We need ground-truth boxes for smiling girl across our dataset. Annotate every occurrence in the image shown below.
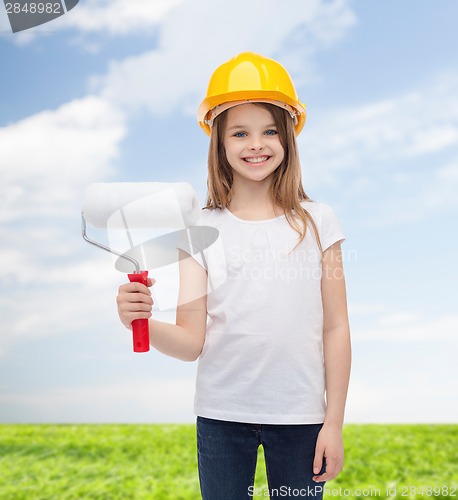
[117,52,351,499]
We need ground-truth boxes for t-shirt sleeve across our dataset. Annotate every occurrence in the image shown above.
[319,202,346,252]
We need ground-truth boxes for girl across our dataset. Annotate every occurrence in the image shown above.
[117,52,351,499]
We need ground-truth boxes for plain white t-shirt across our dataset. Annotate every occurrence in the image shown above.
[179,200,346,424]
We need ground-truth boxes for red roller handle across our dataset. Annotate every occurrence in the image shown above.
[127,271,150,353]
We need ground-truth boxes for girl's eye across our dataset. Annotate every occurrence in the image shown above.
[233,131,247,138]
[265,129,277,136]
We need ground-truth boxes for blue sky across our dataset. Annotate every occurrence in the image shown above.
[0,0,457,424]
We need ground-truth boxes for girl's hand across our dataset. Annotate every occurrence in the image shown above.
[312,423,344,482]
[116,277,156,330]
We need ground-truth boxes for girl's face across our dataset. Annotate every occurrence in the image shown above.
[223,104,285,186]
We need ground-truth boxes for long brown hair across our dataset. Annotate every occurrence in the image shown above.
[203,102,322,254]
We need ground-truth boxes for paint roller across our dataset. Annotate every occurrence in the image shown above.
[81,182,204,353]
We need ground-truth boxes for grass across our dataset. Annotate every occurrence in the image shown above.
[0,424,456,499]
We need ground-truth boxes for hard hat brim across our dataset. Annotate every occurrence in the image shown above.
[198,91,306,136]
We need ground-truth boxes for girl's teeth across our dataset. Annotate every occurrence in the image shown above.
[245,156,268,163]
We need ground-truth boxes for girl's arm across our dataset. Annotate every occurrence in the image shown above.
[116,249,207,362]
[313,240,352,482]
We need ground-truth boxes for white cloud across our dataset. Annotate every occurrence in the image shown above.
[404,124,458,156]
[437,161,458,181]
[0,95,126,222]
[300,71,458,184]
[378,312,420,327]
[4,0,355,57]
[0,377,196,423]
[340,154,458,227]
[346,378,458,423]
[4,0,187,46]
[423,158,458,210]
[0,95,128,355]
[0,261,119,356]
[299,70,458,227]
[345,314,458,423]
[351,312,458,342]
[91,0,356,116]
[64,0,187,35]
[348,302,390,316]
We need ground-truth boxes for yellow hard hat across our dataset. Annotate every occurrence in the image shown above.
[197,52,306,136]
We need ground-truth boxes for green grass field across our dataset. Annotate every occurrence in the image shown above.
[0,424,456,499]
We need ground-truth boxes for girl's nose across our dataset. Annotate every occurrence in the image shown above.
[249,135,265,151]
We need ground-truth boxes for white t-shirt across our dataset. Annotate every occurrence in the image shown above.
[180,200,346,424]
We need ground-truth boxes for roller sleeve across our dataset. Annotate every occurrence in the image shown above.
[82,182,200,228]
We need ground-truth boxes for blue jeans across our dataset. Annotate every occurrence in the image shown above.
[196,416,326,499]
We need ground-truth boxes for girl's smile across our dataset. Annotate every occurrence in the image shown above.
[243,155,271,165]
